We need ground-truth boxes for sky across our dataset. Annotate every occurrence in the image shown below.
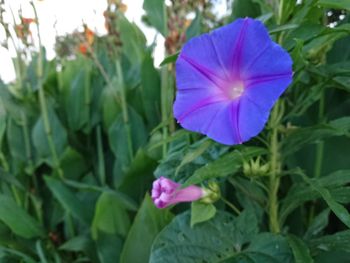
[0,0,227,83]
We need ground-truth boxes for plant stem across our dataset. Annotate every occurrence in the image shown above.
[96,125,106,185]
[268,101,282,233]
[221,196,241,215]
[116,61,133,162]
[31,2,63,177]
[161,67,169,157]
[309,93,325,223]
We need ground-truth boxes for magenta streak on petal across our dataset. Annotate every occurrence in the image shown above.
[230,18,249,78]
[245,72,292,87]
[180,54,227,91]
[177,96,227,123]
[231,101,242,144]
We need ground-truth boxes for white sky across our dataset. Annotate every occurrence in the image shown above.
[0,0,227,83]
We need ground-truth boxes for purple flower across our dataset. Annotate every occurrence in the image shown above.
[151,177,204,209]
[174,18,293,145]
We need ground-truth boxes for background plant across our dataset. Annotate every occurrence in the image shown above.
[0,0,349,262]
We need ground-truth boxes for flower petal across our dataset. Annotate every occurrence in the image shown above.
[244,76,293,112]
[237,96,270,142]
[179,32,229,82]
[241,42,293,81]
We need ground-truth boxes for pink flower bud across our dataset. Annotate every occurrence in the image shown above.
[151,177,204,209]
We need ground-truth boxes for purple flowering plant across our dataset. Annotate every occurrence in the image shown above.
[0,1,349,262]
[174,17,293,145]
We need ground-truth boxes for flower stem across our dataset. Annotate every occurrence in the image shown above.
[161,67,169,157]
[31,2,63,178]
[116,61,133,162]
[268,101,282,233]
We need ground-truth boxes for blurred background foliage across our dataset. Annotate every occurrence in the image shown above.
[0,0,349,262]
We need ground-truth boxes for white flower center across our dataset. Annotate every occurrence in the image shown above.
[227,81,244,100]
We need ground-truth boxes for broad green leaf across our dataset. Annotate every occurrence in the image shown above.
[310,230,350,254]
[59,235,90,252]
[32,103,67,164]
[117,149,158,201]
[0,246,37,263]
[6,118,27,163]
[191,202,216,227]
[269,24,299,34]
[91,191,131,239]
[184,146,267,186]
[120,194,173,263]
[281,170,350,224]
[287,234,314,263]
[305,209,330,239]
[95,232,123,263]
[0,195,44,238]
[159,52,179,66]
[143,0,167,36]
[299,172,350,228]
[282,117,350,156]
[317,0,350,11]
[108,106,148,171]
[154,138,229,183]
[119,14,147,64]
[141,53,161,129]
[59,147,87,181]
[65,67,91,131]
[150,210,291,263]
[175,139,212,177]
[45,176,91,225]
[231,0,261,20]
[186,11,202,40]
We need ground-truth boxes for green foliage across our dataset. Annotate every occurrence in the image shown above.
[0,0,349,261]
[150,210,293,263]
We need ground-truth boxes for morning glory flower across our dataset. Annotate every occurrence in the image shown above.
[173,18,293,145]
[152,177,204,209]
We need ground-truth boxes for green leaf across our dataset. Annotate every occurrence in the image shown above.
[231,0,261,19]
[59,235,90,252]
[120,194,173,263]
[154,138,229,183]
[45,176,91,225]
[309,230,350,254]
[143,0,167,36]
[287,234,314,263]
[175,139,212,177]
[317,0,350,11]
[186,11,202,40]
[299,172,350,228]
[280,170,350,224]
[32,103,67,164]
[304,209,330,239]
[0,194,44,238]
[191,202,216,227]
[184,146,267,186]
[65,67,91,131]
[282,117,350,156]
[150,210,291,263]
[159,52,179,66]
[95,232,123,263]
[108,106,148,171]
[91,191,131,239]
[141,53,161,128]
[269,24,299,34]
[119,14,147,64]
